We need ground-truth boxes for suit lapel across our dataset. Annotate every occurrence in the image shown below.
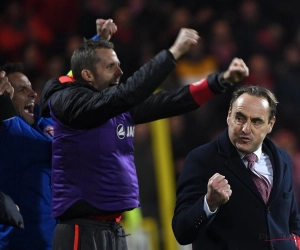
[218,130,265,202]
[263,138,288,204]
[218,130,289,204]
[225,157,264,202]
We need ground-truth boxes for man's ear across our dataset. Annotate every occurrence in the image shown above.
[268,116,276,133]
[227,108,232,125]
[81,69,94,82]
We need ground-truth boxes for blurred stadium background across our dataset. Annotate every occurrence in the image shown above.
[1,0,300,249]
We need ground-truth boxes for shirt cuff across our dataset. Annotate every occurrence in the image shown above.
[203,195,218,217]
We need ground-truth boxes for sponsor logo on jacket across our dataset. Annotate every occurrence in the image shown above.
[117,124,135,139]
[44,125,54,138]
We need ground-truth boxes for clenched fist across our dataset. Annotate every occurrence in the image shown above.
[169,28,200,60]
[223,58,249,84]
[0,71,14,99]
[96,19,117,41]
[206,173,232,211]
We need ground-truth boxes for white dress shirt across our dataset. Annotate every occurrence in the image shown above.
[238,146,273,186]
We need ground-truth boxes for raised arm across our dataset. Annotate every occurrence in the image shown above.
[130,57,249,124]
[41,27,201,129]
[0,71,18,122]
[93,18,117,41]
[169,28,199,60]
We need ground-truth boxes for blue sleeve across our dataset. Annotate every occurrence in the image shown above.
[91,35,102,41]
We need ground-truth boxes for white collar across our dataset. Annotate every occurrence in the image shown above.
[237,146,262,161]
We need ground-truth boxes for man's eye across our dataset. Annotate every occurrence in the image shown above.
[235,116,245,124]
[254,120,262,126]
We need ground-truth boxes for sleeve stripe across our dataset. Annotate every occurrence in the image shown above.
[189,79,215,105]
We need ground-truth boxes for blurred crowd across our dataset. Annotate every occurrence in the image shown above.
[1,0,300,224]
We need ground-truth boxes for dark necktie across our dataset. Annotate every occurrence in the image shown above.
[244,153,271,203]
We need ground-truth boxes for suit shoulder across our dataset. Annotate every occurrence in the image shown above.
[264,137,292,163]
[277,147,292,163]
[187,140,218,159]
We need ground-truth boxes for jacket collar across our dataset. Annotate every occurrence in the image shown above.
[217,128,288,204]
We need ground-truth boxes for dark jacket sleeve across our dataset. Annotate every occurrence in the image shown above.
[0,192,24,229]
[284,150,300,236]
[130,72,228,124]
[172,147,216,245]
[47,50,176,129]
[130,85,199,124]
[0,95,18,122]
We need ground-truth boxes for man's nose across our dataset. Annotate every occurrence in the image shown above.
[115,66,123,76]
[29,89,37,98]
[242,120,251,133]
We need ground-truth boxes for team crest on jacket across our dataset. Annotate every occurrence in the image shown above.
[117,124,135,139]
[44,125,54,138]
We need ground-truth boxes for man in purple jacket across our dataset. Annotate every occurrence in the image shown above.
[40,27,249,250]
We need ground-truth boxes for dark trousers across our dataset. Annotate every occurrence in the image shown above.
[52,218,128,250]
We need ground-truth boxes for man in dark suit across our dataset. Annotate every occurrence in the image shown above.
[172,85,300,250]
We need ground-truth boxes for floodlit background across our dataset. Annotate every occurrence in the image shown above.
[1,0,300,249]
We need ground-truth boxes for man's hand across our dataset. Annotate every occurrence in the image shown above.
[206,173,232,211]
[96,19,117,41]
[169,28,200,60]
[223,58,249,84]
[0,71,14,99]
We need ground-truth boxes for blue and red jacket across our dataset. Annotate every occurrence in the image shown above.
[0,104,56,250]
